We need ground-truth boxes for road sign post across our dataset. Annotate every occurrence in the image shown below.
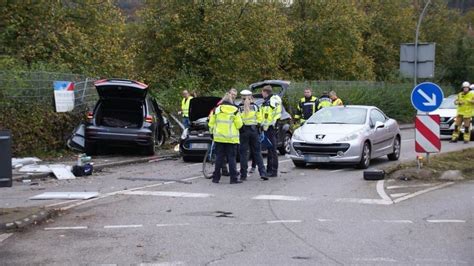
[411,82,444,162]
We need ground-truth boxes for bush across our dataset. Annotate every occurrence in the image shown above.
[286,82,455,123]
[0,100,83,157]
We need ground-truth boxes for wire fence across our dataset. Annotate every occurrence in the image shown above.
[0,70,98,112]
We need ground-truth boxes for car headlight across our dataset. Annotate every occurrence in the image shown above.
[337,130,363,142]
[181,128,188,140]
[292,131,304,142]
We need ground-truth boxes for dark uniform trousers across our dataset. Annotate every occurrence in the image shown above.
[239,126,267,178]
[266,126,278,176]
[213,143,239,182]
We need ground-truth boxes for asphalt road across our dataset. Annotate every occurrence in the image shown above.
[1,129,473,265]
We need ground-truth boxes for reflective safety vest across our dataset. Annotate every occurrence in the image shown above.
[260,94,282,131]
[456,91,474,117]
[318,96,332,109]
[239,103,262,126]
[208,103,243,144]
[294,96,318,121]
[181,96,193,117]
[332,97,343,106]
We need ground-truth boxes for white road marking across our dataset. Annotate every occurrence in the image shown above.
[44,226,88,230]
[317,218,332,222]
[139,262,184,266]
[376,180,393,202]
[122,191,212,198]
[372,219,413,224]
[354,257,397,262]
[390,193,410,198]
[156,223,190,227]
[329,169,345,173]
[253,195,306,201]
[387,183,436,190]
[59,159,289,211]
[393,182,454,203]
[104,224,143,229]
[336,198,393,205]
[266,220,302,224]
[0,233,13,243]
[426,219,466,223]
[402,138,414,142]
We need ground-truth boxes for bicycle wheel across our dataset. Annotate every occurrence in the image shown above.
[202,146,216,179]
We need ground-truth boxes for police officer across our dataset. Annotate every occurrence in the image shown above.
[318,91,332,109]
[208,92,243,184]
[450,81,474,144]
[238,90,268,181]
[180,90,193,128]
[294,88,318,125]
[260,85,281,177]
[329,90,343,106]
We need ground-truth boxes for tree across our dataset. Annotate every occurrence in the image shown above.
[288,0,375,81]
[135,1,293,92]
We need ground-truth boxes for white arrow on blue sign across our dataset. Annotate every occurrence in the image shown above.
[410,82,444,113]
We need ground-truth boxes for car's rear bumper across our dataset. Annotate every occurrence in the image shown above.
[85,126,153,146]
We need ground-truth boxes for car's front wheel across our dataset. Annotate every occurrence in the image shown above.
[356,142,371,169]
[278,133,292,155]
[387,136,401,161]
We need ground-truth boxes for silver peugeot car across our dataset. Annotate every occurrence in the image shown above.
[289,106,401,169]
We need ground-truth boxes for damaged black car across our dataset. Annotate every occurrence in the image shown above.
[82,79,170,155]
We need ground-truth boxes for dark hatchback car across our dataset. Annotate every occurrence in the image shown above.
[179,80,293,161]
[85,79,170,155]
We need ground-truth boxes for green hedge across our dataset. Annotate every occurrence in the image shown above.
[0,100,83,157]
[286,82,456,123]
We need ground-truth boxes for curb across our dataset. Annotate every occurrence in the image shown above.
[0,209,58,233]
[400,123,414,130]
[13,153,180,182]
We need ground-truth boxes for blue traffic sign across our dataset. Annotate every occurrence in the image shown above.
[411,82,444,112]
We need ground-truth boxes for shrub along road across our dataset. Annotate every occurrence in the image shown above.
[0,128,473,265]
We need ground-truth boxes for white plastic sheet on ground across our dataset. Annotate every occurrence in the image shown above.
[30,192,99,200]
[11,157,42,169]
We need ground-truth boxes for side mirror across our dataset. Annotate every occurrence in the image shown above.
[375,121,385,129]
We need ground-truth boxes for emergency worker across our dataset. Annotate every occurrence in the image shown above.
[238,90,268,181]
[180,90,193,128]
[329,91,343,106]
[294,88,318,125]
[208,92,243,184]
[260,85,281,177]
[451,81,474,143]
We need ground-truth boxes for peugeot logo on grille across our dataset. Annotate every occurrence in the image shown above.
[315,134,325,140]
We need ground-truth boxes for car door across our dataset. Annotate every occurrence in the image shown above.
[369,109,392,157]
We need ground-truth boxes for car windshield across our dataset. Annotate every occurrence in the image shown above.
[306,107,367,125]
[439,97,456,109]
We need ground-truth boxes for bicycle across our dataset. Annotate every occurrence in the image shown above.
[202,141,216,179]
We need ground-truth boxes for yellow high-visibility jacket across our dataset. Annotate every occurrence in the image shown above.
[332,98,343,106]
[238,103,262,126]
[456,91,474,117]
[181,96,193,117]
[260,94,282,131]
[208,103,243,144]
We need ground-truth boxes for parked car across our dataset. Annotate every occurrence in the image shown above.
[429,94,474,140]
[84,79,170,155]
[179,80,293,161]
[179,96,222,162]
[289,105,401,169]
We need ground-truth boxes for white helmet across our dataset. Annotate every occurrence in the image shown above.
[240,89,252,96]
[470,84,474,90]
[462,81,470,88]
